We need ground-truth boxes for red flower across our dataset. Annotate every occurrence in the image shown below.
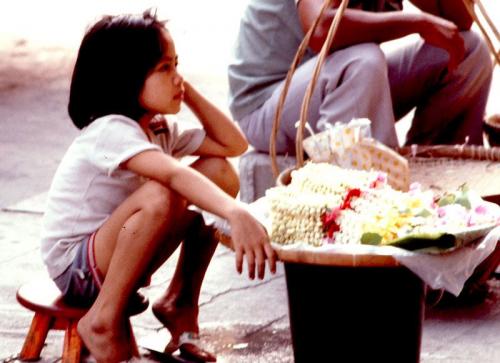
[321,207,341,238]
[341,188,361,209]
[321,188,362,240]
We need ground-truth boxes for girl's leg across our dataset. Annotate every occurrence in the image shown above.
[152,157,238,359]
[77,180,189,363]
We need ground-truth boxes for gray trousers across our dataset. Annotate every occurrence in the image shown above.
[239,31,492,154]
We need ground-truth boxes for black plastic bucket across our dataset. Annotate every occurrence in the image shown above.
[284,263,425,363]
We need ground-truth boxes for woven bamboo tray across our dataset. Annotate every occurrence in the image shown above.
[277,144,500,200]
[398,145,500,200]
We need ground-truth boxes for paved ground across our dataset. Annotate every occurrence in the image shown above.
[1,1,500,362]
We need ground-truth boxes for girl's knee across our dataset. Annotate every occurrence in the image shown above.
[141,181,185,220]
[192,157,239,197]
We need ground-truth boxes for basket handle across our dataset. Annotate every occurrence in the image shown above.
[462,0,500,65]
[269,0,349,177]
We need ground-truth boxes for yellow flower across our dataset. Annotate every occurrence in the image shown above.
[408,197,423,210]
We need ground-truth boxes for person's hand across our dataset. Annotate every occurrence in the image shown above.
[418,13,465,72]
[228,206,277,280]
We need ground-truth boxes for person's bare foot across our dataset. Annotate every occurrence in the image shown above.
[152,300,199,340]
[152,300,217,361]
[77,311,134,363]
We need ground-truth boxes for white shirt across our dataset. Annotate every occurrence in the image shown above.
[41,114,205,278]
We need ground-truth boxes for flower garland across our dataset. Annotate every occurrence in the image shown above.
[267,163,500,248]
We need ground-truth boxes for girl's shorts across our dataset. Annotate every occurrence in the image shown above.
[53,232,104,307]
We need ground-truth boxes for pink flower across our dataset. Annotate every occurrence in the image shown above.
[369,173,386,188]
[475,205,488,215]
[438,204,468,223]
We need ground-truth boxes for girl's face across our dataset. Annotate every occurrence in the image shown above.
[139,30,184,115]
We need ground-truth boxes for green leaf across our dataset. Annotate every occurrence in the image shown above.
[455,195,471,209]
[415,208,432,217]
[361,232,383,245]
[388,233,456,251]
[437,194,456,207]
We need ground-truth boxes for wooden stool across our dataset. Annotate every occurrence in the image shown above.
[16,278,146,363]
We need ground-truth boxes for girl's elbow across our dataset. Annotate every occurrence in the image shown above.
[238,137,249,154]
[228,141,248,157]
[237,141,249,155]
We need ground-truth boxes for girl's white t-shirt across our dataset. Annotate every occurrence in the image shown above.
[41,114,205,279]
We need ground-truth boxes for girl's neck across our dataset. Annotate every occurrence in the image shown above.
[139,114,155,142]
[139,114,154,130]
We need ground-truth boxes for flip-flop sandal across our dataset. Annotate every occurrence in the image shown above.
[177,332,217,362]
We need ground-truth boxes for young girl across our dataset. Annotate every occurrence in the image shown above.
[40,9,276,363]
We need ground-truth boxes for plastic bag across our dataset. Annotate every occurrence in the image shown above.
[302,118,410,191]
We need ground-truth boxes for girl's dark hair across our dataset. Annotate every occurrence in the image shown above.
[68,9,167,129]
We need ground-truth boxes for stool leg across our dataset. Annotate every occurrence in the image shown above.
[62,320,82,363]
[20,312,53,361]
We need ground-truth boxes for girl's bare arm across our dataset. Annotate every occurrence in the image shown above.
[183,81,248,157]
[123,149,277,279]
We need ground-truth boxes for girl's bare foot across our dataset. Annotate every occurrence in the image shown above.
[152,301,217,361]
[77,311,134,363]
[152,300,199,340]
